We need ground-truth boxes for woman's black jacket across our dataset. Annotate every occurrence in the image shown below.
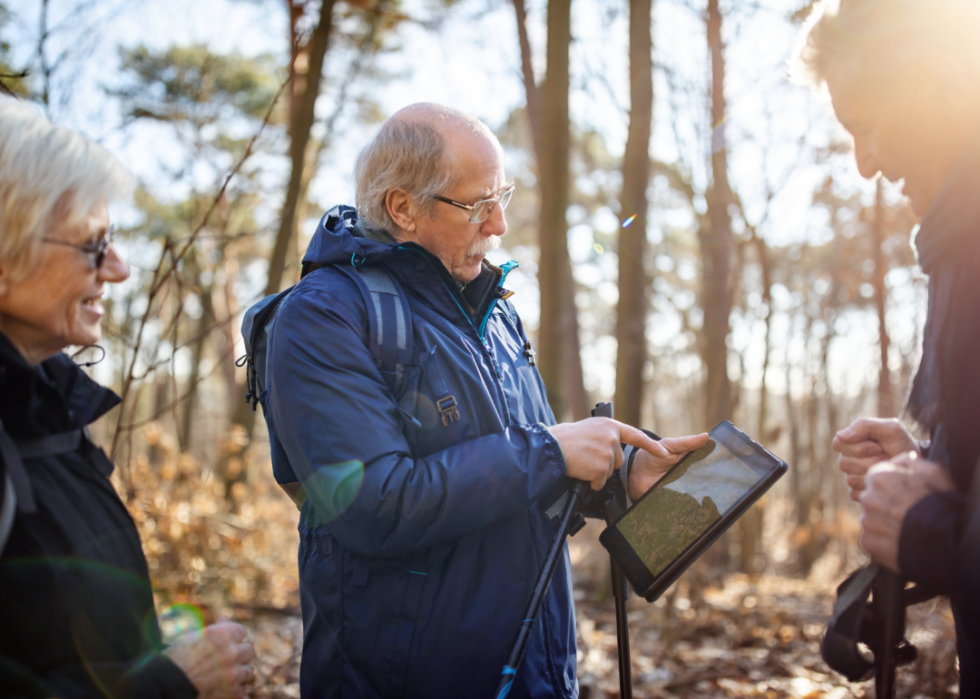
[0,334,196,698]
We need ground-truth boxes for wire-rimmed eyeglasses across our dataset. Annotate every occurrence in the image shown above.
[43,224,115,269]
[432,185,515,224]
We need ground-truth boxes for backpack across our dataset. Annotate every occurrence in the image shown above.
[240,262,420,416]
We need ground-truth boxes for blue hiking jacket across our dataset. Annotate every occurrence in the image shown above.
[264,208,579,698]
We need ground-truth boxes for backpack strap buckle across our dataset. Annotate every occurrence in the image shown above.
[437,395,460,426]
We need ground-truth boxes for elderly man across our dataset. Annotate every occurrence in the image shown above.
[794,0,980,693]
[263,103,707,698]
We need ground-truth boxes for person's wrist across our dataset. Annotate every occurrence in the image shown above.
[626,448,643,501]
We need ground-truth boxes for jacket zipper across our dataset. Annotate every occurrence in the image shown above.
[399,247,516,392]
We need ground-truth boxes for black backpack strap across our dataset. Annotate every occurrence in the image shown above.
[16,429,83,459]
[0,428,35,516]
[0,469,16,557]
[0,426,85,556]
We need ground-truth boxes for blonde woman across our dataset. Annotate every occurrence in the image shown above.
[0,98,255,699]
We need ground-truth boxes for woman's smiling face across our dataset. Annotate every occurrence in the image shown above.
[0,201,129,364]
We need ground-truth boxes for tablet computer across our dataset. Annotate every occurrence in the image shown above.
[599,421,787,602]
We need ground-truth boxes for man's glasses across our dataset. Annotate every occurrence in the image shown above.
[43,224,115,269]
[432,185,515,224]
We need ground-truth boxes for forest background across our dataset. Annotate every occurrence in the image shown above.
[1,0,959,696]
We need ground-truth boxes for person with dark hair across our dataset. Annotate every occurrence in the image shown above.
[792,0,980,692]
[0,97,256,699]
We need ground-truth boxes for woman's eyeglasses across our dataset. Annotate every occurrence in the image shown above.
[43,225,115,269]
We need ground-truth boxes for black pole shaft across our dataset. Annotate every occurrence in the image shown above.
[875,569,904,699]
[494,479,589,699]
[590,401,633,698]
[612,560,633,699]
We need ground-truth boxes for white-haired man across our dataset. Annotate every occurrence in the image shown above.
[794,0,980,693]
[263,103,707,698]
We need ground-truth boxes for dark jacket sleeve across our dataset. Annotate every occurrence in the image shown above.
[266,283,568,559]
[4,651,197,699]
[899,489,975,597]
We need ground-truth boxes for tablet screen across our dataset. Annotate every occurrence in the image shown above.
[614,425,778,579]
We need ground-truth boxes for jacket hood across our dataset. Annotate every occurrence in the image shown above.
[302,205,398,270]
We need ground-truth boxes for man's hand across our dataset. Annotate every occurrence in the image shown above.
[164,619,256,699]
[858,453,954,572]
[832,418,918,501]
[627,433,711,501]
[547,418,667,490]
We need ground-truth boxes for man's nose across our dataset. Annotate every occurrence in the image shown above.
[481,202,507,237]
[854,137,881,180]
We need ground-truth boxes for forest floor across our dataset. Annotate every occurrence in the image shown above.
[232,519,959,699]
[134,433,960,699]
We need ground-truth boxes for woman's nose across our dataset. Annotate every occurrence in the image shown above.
[98,243,130,283]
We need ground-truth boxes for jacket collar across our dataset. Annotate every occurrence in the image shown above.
[0,332,121,439]
[304,205,516,331]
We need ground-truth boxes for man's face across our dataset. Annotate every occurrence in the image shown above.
[407,130,509,282]
[826,62,966,216]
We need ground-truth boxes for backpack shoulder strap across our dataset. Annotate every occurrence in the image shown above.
[334,264,418,397]
[0,422,86,557]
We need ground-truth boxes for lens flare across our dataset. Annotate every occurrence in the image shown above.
[158,603,206,642]
[302,461,366,523]
[622,215,637,228]
[594,243,604,254]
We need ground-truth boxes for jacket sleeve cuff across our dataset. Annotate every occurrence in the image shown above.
[132,653,198,699]
[898,490,968,592]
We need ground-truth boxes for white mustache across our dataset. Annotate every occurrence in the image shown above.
[467,235,502,257]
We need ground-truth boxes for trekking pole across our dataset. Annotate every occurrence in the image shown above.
[874,569,905,699]
[591,402,633,699]
[493,402,614,699]
[493,478,590,699]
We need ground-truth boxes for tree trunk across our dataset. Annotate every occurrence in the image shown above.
[526,0,575,421]
[753,231,773,438]
[872,178,893,416]
[264,0,335,296]
[614,0,654,429]
[512,0,541,159]
[700,0,734,429]
[181,279,214,452]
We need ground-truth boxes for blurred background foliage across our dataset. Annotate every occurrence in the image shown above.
[0,0,954,695]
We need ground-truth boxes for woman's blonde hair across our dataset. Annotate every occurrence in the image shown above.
[0,98,132,280]
[790,0,980,90]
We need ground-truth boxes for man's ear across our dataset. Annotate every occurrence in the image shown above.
[386,188,417,236]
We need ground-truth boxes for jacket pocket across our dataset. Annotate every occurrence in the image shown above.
[383,564,428,698]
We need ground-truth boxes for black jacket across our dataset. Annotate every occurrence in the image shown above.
[0,333,196,698]
[900,136,980,694]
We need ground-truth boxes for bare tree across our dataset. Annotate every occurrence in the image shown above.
[512,0,588,420]
[871,177,894,416]
[614,0,655,428]
[264,0,335,297]
[700,0,735,428]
